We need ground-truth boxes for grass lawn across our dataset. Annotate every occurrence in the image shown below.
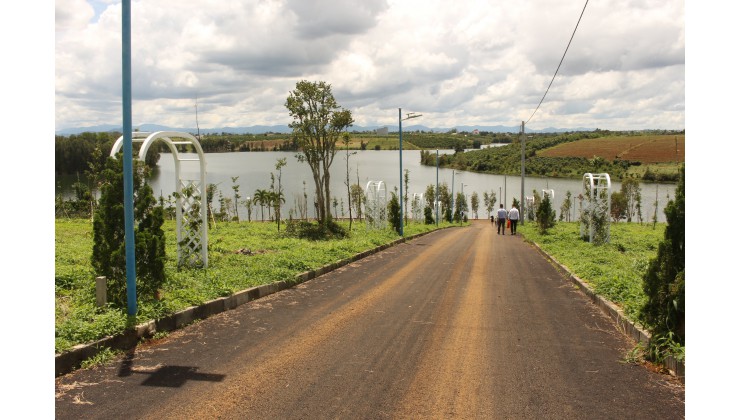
[55,218,459,353]
[518,221,665,324]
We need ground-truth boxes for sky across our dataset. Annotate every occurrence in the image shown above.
[54,0,686,132]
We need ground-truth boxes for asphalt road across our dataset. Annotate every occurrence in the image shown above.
[55,221,684,419]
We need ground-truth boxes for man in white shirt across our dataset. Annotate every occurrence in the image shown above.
[496,204,508,235]
[508,205,520,235]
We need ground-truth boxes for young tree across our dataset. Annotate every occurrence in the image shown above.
[92,156,166,307]
[559,191,573,222]
[536,193,556,233]
[454,192,467,223]
[641,166,685,353]
[286,80,354,225]
[610,191,628,222]
[350,183,364,220]
[470,191,480,219]
[486,190,497,219]
[439,183,452,222]
[424,183,436,214]
[243,197,254,222]
[206,183,217,227]
[231,176,241,222]
[274,158,287,231]
[620,177,641,222]
[387,191,402,235]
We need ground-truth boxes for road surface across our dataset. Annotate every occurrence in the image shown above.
[56,221,684,419]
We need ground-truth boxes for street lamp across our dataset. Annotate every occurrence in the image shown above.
[399,108,421,236]
[436,149,439,226]
[461,183,468,224]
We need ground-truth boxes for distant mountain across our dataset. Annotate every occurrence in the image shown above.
[55,123,595,136]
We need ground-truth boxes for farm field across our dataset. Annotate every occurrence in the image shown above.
[538,135,685,164]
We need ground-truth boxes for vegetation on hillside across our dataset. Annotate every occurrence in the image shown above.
[422,130,684,182]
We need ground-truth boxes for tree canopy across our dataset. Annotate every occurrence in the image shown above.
[286,80,354,224]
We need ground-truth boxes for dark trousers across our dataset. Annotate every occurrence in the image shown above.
[510,219,518,234]
[497,219,506,234]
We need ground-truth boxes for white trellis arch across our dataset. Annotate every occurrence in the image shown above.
[111,131,208,267]
[581,173,611,244]
[411,193,424,222]
[364,180,387,230]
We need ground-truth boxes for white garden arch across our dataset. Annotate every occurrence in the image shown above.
[364,180,387,230]
[411,193,424,222]
[581,173,611,244]
[111,131,208,267]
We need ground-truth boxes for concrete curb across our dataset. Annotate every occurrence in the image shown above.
[528,241,685,383]
[55,227,452,377]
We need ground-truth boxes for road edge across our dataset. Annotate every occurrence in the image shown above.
[55,226,457,377]
[528,240,685,383]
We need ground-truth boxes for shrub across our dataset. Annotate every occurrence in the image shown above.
[640,166,684,356]
[424,206,435,224]
[536,193,556,234]
[92,156,166,307]
[387,192,402,235]
[284,220,348,240]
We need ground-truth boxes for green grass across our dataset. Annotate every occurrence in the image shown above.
[518,221,665,323]
[55,218,460,353]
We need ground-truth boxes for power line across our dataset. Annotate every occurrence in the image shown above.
[525,0,590,125]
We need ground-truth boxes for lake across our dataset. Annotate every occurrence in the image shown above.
[56,149,676,222]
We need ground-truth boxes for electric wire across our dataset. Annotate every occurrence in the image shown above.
[525,0,590,126]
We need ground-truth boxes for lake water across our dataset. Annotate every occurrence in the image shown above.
[56,149,676,222]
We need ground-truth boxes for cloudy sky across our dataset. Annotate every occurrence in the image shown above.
[55,0,685,132]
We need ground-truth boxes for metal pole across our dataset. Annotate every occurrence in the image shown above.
[398,108,403,236]
[461,183,465,224]
[520,121,525,225]
[452,170,455,219]
[436,149,439,226]
[122,0,137,316]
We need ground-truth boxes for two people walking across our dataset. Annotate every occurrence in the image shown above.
[496,204,519,235]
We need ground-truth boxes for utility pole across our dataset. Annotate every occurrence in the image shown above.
[520,121,526,225]
[436,149,439,226]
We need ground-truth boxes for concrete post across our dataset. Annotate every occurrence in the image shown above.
[96,276,107,307]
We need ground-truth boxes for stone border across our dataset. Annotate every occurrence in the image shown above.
[55,227,449,377]
[529,241,685,383]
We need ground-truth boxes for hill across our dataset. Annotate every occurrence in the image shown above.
[538,135,685,164]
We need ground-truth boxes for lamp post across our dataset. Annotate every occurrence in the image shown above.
[452,170,458,216]
[398,108,421,236]
[122,0,137,316]
[461,183,467,224]
[436,149,439,226]
[520,121,526,225]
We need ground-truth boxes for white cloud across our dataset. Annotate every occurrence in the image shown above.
[55,0,685,131]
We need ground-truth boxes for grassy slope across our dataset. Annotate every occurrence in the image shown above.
[518,221,665,323]
[55,218,459,353]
